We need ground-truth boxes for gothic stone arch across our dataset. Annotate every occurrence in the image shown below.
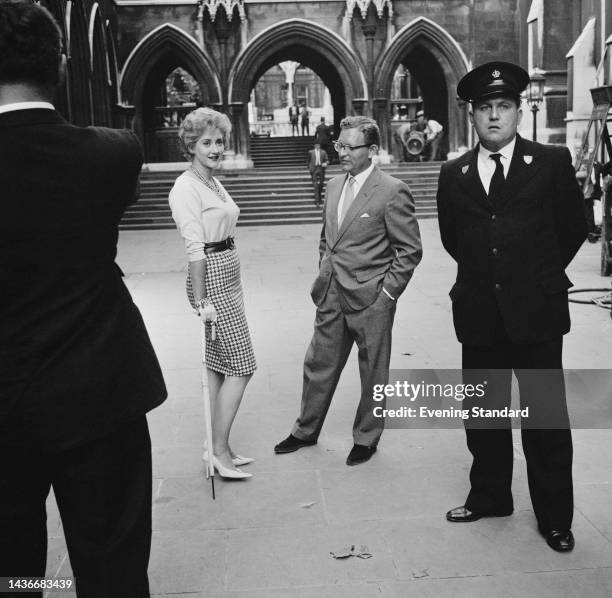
[228,19,367,157]
[375,17,470,155]
[120,24,222,159]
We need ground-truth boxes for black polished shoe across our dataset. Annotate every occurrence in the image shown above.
[541,529,575,552]
[346,444,377,466]
[274,434,316,454]
[446,505,513,522]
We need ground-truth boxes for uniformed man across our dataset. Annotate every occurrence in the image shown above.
[437,61,587,552]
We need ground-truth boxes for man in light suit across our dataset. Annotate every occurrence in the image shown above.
[0,3,166,595]
[437,62,587,552]
[307,142,329,207]
[275,116,422,465]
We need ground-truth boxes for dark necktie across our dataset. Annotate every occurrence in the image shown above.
[488,153,505,200]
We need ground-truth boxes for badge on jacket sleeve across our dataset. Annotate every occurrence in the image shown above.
[523,155,533,165]
[461,165,469,175]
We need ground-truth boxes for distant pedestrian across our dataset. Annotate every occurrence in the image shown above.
[301,104,311,136]
[289,102,300,136]
[169,107,256,481]
[307,142,328,207]
[315,116,334,159]
[0,2,167,595]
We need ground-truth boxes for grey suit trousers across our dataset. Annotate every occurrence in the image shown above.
[292,277,396,446]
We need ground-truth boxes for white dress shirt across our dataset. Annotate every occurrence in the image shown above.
[426,118,443,140]
[477,136,516,195]
[0,101,54,115]
[337,162,374,223]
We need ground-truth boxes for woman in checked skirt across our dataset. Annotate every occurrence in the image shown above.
[169,107,256,479]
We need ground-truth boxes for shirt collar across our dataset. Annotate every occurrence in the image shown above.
[479,136,516,162]
[0,101,55,115]
[349,162,375,186]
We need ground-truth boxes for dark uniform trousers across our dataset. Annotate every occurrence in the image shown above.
[0,417,152,598]
[462,312,573,533]
[292,277,396,447]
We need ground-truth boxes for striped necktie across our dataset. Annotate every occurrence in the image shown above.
[339,176,356,225]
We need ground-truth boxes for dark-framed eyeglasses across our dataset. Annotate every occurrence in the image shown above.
[333,141,372,152]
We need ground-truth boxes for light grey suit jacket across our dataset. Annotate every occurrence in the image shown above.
[311,165,422,311]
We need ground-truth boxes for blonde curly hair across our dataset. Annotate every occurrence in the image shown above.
[178,107,232,160]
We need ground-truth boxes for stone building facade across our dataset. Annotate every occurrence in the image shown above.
[40,0,611,164]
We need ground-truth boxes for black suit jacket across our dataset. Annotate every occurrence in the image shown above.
[0,109,167,452]
[436,135,587,345]
[315,124,331,145]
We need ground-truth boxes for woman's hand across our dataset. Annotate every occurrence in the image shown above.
[199,301,217,323]
[196,299,218,340]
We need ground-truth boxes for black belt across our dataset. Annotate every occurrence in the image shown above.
[204,237,235,254]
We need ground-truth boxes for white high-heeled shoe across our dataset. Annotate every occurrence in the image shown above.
[202,442,255,467]
[202,449,254,467]
[205,454,252,479]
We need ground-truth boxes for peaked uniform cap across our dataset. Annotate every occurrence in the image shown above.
[457,61,529,103]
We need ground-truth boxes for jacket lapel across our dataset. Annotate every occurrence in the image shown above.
[456,146,491,211]
[495,135,543,207]
[334,166,380,245]
[327,176,343,241]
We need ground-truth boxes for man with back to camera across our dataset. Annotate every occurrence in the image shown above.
[275,116,422,465]
[0,2,167,595]
[436,61,587,552]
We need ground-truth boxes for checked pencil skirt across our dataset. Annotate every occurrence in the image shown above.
[186,247,256,376]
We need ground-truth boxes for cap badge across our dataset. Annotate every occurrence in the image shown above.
[492,69,501,79]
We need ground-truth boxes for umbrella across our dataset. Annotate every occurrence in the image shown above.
[200,319,216,499]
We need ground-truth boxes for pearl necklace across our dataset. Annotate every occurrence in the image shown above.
[190,166,226,202]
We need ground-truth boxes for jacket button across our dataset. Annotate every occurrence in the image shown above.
[492,248,498,256]
[495,283,501,290]
[491,214,496,221]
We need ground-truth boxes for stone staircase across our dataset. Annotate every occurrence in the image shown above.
[121,162,441,230]
[249,135,315,167]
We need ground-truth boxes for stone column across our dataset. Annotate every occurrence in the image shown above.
[279,61,299,108]
[228,102,253,168]
[214,11,231,109]
[361,5,378,117]
[373,97,390,158]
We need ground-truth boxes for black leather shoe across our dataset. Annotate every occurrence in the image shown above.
[446,505,513,522]
[274,434,316,454]
[346,444,377,466]
[541,529,575,552]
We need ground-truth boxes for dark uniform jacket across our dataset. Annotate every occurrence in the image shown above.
[436,135,587,345]
[0,109,167,452]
